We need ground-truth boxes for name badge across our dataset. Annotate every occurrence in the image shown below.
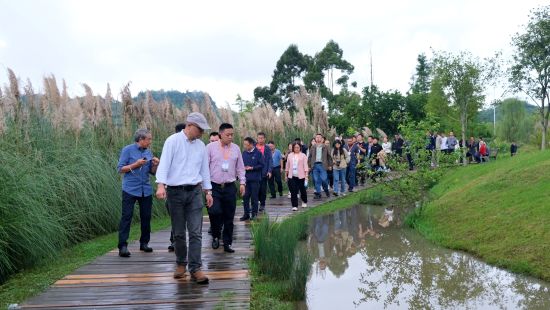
[221,161,229,172]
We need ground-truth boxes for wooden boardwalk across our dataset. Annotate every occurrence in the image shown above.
[21,186,364,309]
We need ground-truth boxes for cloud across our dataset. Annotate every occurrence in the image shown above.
[0,0,548,107]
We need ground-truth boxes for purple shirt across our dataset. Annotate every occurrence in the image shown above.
[206,140,246,185]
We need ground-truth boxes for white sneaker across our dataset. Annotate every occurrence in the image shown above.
[287,192,291,198]
[302,203,307,208]
[292,207,298,211]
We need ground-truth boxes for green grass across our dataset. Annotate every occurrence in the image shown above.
[0,216,171,309]
[251,190,372,309]
[410,150,550,281]
[0,118,169,284]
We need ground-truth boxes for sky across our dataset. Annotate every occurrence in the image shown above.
[0,0,547,109]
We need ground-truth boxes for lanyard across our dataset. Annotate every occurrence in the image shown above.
[220,143,230,160]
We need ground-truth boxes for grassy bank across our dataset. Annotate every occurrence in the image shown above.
[0,216,171,309]
[251,190,380,309]
[409,150,550,281]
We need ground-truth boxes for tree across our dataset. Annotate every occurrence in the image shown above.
[510,5,550,150]
[312,40,355,95]
[431,51,495,165]
[410,53,431,95]
[361,85,407,135]
[254,44,308,111]
[497,98,532,142]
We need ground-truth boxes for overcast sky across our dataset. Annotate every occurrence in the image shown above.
[0,0,546,109]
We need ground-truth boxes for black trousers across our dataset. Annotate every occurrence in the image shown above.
[118,191,152,249]
[288,177,307,208]
[268,167,283,197]
[165,201,174,244]
[243,181,260,216]
[259,176,268,207]
[209,183,237,246]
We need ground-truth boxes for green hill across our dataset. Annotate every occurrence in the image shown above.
[412,151,550,281]
[134,90,219,112]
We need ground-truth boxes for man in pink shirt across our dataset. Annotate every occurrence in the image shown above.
[206,123,246,253]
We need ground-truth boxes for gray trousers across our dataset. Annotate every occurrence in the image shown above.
[167,185,204,273]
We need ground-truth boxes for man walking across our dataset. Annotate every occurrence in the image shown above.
[206,123,246,253]
[116,128,159,257]
[268,141,284,198]
[255,132,272,212]
[240,137,264,221]
[156,112,213,284]
[308,133,333,199]
[167,123,186,252]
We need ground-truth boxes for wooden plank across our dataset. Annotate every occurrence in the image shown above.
[21,184,367,309]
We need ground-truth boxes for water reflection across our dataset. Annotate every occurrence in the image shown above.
[302,205,550,310]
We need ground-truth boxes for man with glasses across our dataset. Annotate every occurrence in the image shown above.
[156,112,213,284]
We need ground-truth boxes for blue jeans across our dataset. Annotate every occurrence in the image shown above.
[313,163,329,194]
[347,165,356,191]
[333,168,347,194]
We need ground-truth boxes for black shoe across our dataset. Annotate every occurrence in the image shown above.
[119,245,131,257]
[259,207,265,212]
[212,237,220,249]
[279,193,283,197]
[239,215,250,221]
[168,244,175,252]
[140,244,153,253]
[270,196,276,199]
[348,189,354,193]
[224,244,235,253]
[325,191,330,198]
[314,193,321,199]
[333,192,339,197]
[208,227,212,235]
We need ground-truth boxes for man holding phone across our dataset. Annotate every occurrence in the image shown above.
[116,128,159,257]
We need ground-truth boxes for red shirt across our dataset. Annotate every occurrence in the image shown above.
[257,144,265,155]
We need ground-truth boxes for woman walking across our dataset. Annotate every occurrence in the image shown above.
[332,140,349,196]
[285,142,309,211]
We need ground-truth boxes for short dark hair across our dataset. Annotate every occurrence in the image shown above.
[315,133,323,137]
[219,123,233,132]
[291,142,301,151]
[356,133,363,138]
[267,140,275,145]
[244,137,256,145]
[294,137,301,142]
[368,135,374,139]
[175,123,186,133]
[257,132,266,137]
[209,132,219,138]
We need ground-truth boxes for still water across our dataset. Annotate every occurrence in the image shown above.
[298,205,550,310]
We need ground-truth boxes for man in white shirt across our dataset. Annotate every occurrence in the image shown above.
[156,112,214,284]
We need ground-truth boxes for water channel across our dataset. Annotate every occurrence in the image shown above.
[297,205,550,310]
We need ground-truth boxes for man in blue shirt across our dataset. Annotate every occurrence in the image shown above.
[116,128,159,258]
[267,141,283,198]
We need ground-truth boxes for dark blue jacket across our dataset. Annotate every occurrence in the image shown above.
[256,144,273,177]
[242,148,264,182]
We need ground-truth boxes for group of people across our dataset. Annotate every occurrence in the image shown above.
[114,112,412,285]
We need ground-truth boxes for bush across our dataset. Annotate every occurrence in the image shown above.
[359,189,384,205]
[251,216,311,301]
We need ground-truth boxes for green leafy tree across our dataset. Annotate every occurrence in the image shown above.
[361,85,407,135]
[254,44,309,111]
[431,50,496,165]
[497,98,533,142]
[328,89,362,134]
[510,5,550,149]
